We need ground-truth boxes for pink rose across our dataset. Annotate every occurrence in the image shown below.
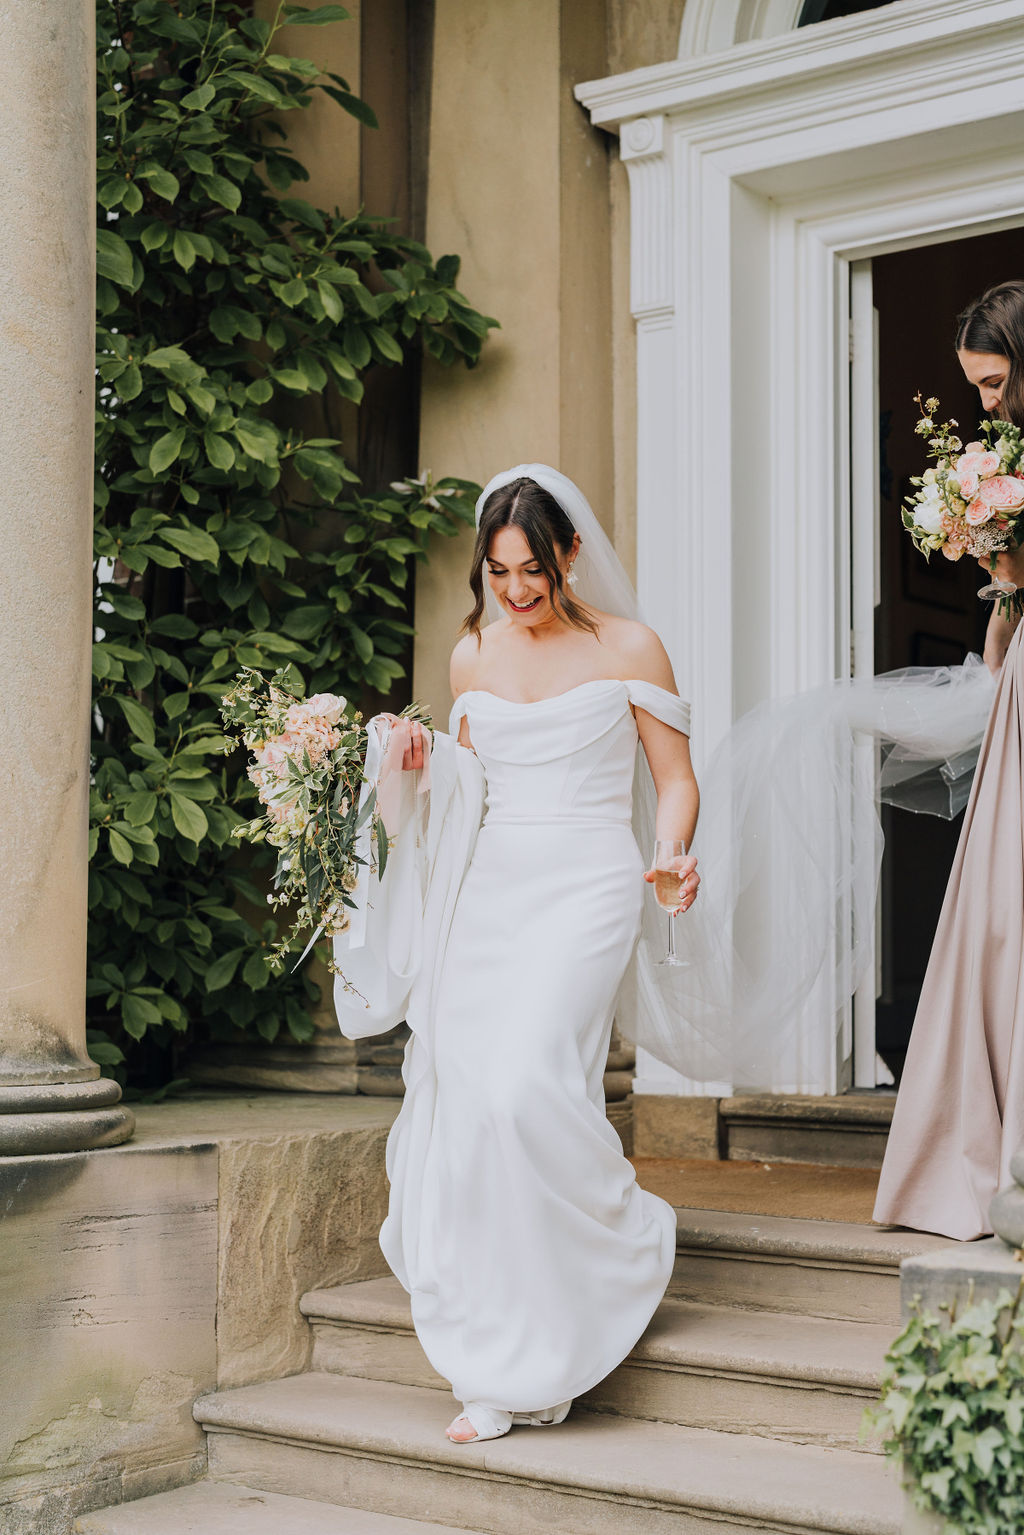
[303,692,346,725]
[957,469,979,500]
[255,739,289,771]
[284,696,345,733]
[965,496,994,526]
[956,450,1001,480]
[940,541,965,560]
[964,441,985,455]
[977,474,1024,510]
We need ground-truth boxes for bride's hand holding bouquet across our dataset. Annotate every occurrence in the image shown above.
[220,667,430,971]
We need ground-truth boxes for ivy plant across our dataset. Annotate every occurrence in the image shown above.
[90,0,495,1086]
[866,1284,1024,1534]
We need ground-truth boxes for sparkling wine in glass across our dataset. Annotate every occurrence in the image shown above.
[653,839,690,969]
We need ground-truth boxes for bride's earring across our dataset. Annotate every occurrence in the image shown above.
[567,564,579,590]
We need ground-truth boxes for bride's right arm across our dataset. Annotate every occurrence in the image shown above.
[450,634,477,753]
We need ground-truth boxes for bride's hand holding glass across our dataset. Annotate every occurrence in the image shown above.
[644,845,699,968]
[643,850,699,911]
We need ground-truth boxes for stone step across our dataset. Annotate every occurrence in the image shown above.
[195,1373,901,1535]
[720,1094,895,1168]
[301,1275,890,1452]
[74,1480,483,1533]
[670,1206,949,1325]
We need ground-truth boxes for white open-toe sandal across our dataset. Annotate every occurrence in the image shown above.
[446,1403,513,1442]
[512,1399,572,1427]
[446,1398,573,1443]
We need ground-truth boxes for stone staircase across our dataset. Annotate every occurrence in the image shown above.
[76,1206,949,1535]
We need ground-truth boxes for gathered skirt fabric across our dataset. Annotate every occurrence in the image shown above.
[874,623,1024,1241]
[381,816,677,1413]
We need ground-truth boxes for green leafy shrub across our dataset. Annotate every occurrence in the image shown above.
[867,1284,1024,1534]
[90,0,495,1086]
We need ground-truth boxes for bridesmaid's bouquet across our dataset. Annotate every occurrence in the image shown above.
[221,667,428,969]
[904,396,1024,613]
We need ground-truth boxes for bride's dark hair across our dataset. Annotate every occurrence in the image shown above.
[956,279,1024,429]
[462,477,598,640]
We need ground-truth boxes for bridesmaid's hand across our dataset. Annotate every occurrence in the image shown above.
[643,854,700,913]
[978,547,1024,588]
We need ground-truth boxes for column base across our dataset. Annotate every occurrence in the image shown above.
[990,1184,1024,1250]
[0,1078,135,1154]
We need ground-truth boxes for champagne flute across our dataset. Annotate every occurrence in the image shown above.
[977,541,1019,601]
[653,839,691,969]
[977,573,1017,601]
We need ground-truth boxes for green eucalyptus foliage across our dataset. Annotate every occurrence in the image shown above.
[866,1284,1024,1534]
[90,0,495,1085]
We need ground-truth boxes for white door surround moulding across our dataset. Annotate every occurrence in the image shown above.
[577,1,1024,1093]
[577,0,1024,127]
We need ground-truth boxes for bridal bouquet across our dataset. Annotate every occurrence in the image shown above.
[904,395,1024,613]
[221,667,428,971]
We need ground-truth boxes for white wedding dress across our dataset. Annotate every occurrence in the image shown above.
[335,676,688,1431]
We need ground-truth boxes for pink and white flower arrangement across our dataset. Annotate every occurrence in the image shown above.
[904,397,1024,600]
[220,667,429,970]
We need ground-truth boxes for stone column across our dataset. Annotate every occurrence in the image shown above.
[0,0,133,1153]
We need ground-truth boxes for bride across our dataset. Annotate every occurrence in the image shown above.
[334,464,700,1444]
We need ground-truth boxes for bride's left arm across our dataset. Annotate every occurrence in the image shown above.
[622,626,700,908]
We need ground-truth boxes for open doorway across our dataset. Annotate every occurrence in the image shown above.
[869,227,1024,1082]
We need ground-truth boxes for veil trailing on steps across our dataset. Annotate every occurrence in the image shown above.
[475,466,996,1088]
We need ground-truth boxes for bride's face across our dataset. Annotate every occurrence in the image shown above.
[486,525,571,626]
[958,348,1010,416]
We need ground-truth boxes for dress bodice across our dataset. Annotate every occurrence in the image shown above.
[449,679,690,827]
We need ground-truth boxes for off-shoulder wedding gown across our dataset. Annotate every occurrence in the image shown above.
[335,677,688,1437]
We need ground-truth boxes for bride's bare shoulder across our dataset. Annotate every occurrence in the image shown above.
[598,614,677,691]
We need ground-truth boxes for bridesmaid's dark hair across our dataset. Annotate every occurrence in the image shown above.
[462,477,598,639]
[956,279,1024,429]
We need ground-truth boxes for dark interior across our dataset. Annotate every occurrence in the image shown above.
[872,228,1024,1080]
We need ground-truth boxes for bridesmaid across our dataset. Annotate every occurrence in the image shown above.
[874,279,1024,1240]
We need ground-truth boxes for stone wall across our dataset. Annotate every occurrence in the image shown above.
[0,1146,216,1534]
[0,1095,397,1535]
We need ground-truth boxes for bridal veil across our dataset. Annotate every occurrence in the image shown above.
[473,466,995,1089]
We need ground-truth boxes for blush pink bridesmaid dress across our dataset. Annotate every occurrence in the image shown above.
[874,621,1024,1241]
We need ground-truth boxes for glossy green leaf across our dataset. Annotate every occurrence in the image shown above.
[114,694,156,746]
[149,428,186,474]
[138,165,180,202]
[108,827,133,865]
[283,4,350,24]
[96,228,135,288]
[203,946,246,992]
[199,173,242,213]
[182,81,216,110]
[169,793,209,842]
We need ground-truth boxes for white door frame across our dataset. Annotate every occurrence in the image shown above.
[577,0,1024,1094]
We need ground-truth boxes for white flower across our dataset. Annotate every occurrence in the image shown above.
[914,487,945,536]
